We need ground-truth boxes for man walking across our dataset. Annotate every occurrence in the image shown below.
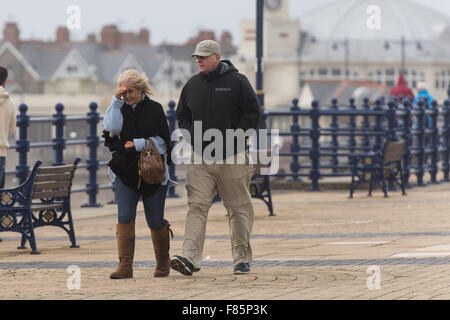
[171,40,261,275]
[0,66,17,243]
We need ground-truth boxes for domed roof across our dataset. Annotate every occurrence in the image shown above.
[300,0,450,42]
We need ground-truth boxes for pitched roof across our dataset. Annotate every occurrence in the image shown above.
[0,41,41,80]
[1,39,195,85]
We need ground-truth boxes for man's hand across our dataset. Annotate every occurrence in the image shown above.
[124,141,135,149]
[115,86,128,100]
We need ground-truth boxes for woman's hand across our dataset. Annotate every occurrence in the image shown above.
[115,86,128,100]
[124,141,135,149]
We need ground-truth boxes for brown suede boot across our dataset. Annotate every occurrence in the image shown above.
[110,221,135,279]
[151,220,174,277]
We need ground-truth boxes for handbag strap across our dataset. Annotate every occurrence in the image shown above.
[148,138,159,153]
[144,138,151,150]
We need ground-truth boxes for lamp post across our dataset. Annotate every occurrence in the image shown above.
[384,34,422,75]
[256,0,264,110]
[332,38,350,79]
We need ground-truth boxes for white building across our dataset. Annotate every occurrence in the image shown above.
[235,0,450,109]
[235,0,300,109]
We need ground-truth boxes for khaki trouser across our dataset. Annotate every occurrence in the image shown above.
[182,152,255,268]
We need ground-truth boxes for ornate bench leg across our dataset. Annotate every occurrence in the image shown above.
[67,209,80,248]
[350,171,355,198]
[16,213,40,254]
[265,177,275,216]
[18,231,39,254]
[381,172,389,198]
[18,234,27,249]
[29,231,40,255]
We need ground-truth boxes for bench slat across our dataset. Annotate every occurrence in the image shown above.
[35,173,72,182]
[33,181,71,191]
[32,189,69,199]
[38,165,75,175]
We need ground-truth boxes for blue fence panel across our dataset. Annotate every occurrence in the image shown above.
[5,84,450,205]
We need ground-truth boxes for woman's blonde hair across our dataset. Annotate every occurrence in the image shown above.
[118,69,152,95]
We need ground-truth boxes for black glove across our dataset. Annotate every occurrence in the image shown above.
[103,130,120,152]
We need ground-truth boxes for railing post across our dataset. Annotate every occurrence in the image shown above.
[442,99,450,182]
[16,104,30,185]
[387,100,398,190]
[52,103,66,166]
[373,99,384,152]
[82,102,102,207]
[308,99,322,191]
[330,98,339,173]
[416,100,426,186]
[347,98,357,154]
[387,100,397,140]
[290,98,301,181]
[361,97,371,149]
[166,100,179,198]
[429,100,439,184]
[402,99,412,187]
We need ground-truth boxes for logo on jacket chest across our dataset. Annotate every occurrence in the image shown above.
[214,87,232,92]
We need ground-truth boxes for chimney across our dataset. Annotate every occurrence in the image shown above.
[185,30,216,46]
[220,31,234,56]
[3,22,20,48]
[56,26,70,43]
[101,25,121,49]
[87,33,96,43]
[138,28,150,46]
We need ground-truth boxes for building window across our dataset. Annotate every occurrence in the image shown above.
[318,68,328,76]
[332,68,341,76]
[67,65,78,73]
[435,70,450,90]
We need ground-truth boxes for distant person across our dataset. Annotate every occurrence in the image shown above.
[414,81,435,128]
[0,66,16,243]
[171,40,261,275]
[0,66,16,188]
[103,69,174,278]
[390,74,415,102]
[414,81,435,107]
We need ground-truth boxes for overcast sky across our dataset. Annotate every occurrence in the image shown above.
[1,0,449,45]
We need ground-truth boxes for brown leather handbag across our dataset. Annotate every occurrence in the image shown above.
[137,138,166,188]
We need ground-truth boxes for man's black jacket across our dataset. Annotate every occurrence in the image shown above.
[176,60,261,157]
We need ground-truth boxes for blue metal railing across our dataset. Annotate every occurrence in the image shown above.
[262,89,450,191]
[6,84,450,206]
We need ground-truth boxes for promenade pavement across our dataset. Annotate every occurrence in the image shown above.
[2,179,450,300]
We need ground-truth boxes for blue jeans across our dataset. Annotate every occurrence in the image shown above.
[114,177,168,230]
[0,157,5,189]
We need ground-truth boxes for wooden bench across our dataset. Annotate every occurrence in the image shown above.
[349,139,406,198]
[249,150,275,216]
[0,158,81,254]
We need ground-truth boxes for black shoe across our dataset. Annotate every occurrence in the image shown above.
[234,262,250,274]
[170,255,194,276]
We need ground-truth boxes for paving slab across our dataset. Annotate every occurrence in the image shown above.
[2,181,450,300]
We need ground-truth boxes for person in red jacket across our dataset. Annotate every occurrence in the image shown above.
[390,74,415,102]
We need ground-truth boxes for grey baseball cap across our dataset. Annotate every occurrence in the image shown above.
[192,40,221,57]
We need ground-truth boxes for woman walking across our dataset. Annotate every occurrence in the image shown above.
[103,69,174,278]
